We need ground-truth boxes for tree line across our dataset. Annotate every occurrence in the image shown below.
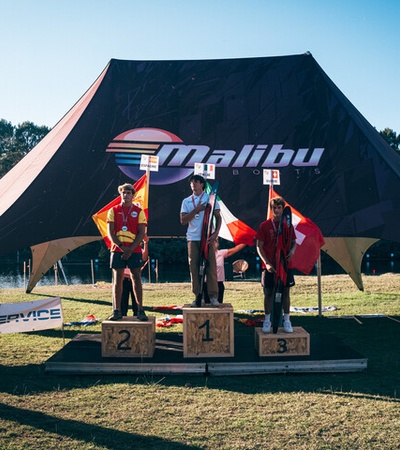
[0,119,51,177]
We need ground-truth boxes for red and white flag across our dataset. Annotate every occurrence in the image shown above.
[268,186,325,274]
[205,183,257,246]
[218,198,257,246]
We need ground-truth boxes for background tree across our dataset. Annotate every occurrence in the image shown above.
[0,119,50,178]
[0,120,14,175]
[379,127,400,154]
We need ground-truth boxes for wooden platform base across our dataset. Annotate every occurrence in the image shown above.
[45,332,368,376]
[255,327,310,357]
[102,316,155,358]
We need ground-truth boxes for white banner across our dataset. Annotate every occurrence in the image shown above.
[140,154,159,172]
[194,162,216,179]
[0,297,63,334]
[263,169,280,185]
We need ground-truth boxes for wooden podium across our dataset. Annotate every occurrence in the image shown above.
[102,316,155,358]
[182,303,234,358]
[255,327,310,357]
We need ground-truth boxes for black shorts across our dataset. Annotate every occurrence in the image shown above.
[110,252,143,270]
[261,269,295,289]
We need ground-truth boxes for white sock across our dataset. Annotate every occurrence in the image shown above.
[283,314,290,321]
[264,314,271,322]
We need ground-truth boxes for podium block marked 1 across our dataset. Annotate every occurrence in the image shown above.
[182,303,234,358]
[255,326,310,357]
[102,316,155,358]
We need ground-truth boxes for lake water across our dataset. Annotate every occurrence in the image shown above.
[0,258,399,289]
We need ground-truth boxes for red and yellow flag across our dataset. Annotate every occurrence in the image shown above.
[92,174,148,248]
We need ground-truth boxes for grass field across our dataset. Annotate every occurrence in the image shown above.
[0,274,399,449]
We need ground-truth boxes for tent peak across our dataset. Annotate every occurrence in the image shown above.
[108,53,315,65]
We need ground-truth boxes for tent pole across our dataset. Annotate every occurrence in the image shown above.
[91,259,95,286]
[58,259,68,285]
[54,263,58,286]
[62,323,65,347]
[317,252,322,317]
[23,261,27,290]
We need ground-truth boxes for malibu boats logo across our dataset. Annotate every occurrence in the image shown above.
[106,128,325,185]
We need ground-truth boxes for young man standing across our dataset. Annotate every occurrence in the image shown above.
[180,174,221,307]
[107,183,147,321]
[120,235,149,317]
[256,197,296,333]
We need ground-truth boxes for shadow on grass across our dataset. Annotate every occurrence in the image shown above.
[1,362,398,403]
[27,292,111,307]
[29,328,100,339]
[0,402,201,449]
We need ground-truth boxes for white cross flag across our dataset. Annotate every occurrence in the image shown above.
[263,169,280,185]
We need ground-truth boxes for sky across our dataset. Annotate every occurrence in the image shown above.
[0,0,398,132]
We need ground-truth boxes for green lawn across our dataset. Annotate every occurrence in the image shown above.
[0,274,399,449]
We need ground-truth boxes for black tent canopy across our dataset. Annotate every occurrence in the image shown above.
[0,52,398,291]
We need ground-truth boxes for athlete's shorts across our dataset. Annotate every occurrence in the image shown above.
[261,269,295,289]
[110,252,143,270]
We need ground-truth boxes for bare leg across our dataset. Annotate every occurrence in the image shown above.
[263,287,273,314]
[282,288,293,332]
[283,288,290,314]
[112,268,124,311]
[130,267,143,309]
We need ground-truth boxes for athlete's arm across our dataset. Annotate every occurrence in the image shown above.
[256,239,275,273]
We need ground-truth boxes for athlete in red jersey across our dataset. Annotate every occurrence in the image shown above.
[256,197,296,333]
[107,183,147,321]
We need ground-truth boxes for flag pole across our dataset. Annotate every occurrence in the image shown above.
[317,251,322,317]
[145,167,150,220]
[267,183,272,218]
[145,167,150,283]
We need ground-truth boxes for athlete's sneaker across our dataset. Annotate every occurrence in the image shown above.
[191,299,205,307]
[137,309,148,321]
[108,310,122,321]
[209,297,220,307]
[283,320,293,333]
[262,320,271,333]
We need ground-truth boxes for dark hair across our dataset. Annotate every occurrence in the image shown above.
[118,183,135,194]
[189,174,206,186]
[269,196,285,208]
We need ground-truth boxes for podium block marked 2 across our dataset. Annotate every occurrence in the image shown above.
[102,316,155,358]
